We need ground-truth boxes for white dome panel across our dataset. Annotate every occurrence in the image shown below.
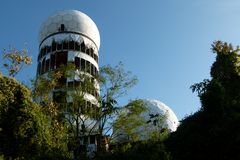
[39,10,100,49]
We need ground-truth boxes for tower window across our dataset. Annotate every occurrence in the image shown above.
[50,54,55,70]
[91,64,94,76]
[86,48,90,55]
[41,58,46,74]
[75,42,80,51]
[90,48,94,58]
[69,40,74,50]
[75,57,80,69]
[86,61,90,74]
[55,51,67,68]
[63,41,68,50]
[45,59,50,72]
[90,136,96,144]
[52,41,57,52]
[47,46,51,53]
[43,47,47,57]
[80,42,86,53]
[60,24,65,31]
[57,42,62,50]
[81,59,86,71]
[53,91,66,103]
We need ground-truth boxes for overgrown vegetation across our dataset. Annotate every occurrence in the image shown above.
[166,41,240,160]
[1,41,240,159]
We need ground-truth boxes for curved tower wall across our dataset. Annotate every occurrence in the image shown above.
[37,10,100,107]
[36,10,100,148]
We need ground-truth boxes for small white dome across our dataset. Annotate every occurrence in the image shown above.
[113,99,179,142]
[39,10,100,49]
[142,99,179,132]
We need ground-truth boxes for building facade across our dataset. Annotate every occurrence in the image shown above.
[36,10,101,154]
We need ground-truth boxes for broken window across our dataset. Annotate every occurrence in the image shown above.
[53,91,66,103]
[46,46,51,53]
[83,136,88,144]
[55,51,67,68]
[90,48,94,58]
[80,42,86,53]
[52,41,57,52]
[63,41,68,50]
[68,81,74,88]
[93,66,97,76]
[60,24,65,31]
[91,64,94,76]
[86,61,90,74]
[41,58,46,74]
[40,48,44,59]
[90,135,95,144]
[43,47,47,57]
[74,80,80,87]
[57,42,62,50]
[50,54,55,70]
[69,40,74,50]
[81,58,85,71]
[86,48,90,55]
[75,42,80,51]
[75,57,80,69]
[80,100,86,114]
[57,76,67,87]
[45,59,50,72]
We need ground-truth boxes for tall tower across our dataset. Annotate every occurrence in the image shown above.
[36,10,100,152]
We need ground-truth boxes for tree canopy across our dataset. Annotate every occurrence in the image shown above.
[166,41,240,160]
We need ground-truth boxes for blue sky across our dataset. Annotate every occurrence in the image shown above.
[1,0,240,120]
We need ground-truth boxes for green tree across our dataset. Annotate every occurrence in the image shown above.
[112,99,148,142]
[0,74,48,159]
[2,46,31,77]
[98,62,138,135]
[33,62,138,159]
[0,48,71,159]
[166,41,240,160]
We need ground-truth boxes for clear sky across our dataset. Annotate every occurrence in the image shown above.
[1,0,240,120]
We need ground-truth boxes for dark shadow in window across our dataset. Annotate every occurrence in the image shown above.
[57,42,62,51]
[63,41,68,50]
[80,42,86,53]
[60,24,65,32]
[75,57,80,69]
[50,54,55,70]
[52,41,57,52]
[41,58,46,74]
[56,51,67,68]
[81,59,86,71]
[69,40,74,50]
[45,59,50,72]
[75,42,80,51]
[53,91,66,103]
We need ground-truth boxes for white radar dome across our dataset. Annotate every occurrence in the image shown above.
[142,99,179,132]
[39,10,100,49]
[114,99,179,142]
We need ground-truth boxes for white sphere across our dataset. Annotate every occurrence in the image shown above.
[39,10,100,49]
[114,99,179,142]
[142,99,179,132]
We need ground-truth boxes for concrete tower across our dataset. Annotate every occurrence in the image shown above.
[36,10,100,152]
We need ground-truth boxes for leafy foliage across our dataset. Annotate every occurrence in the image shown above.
[112,99,147,142]
[0,73,70,159]
[0,74,44,159]
[166,41,240,160]
[2,47,31,77]
[95,140,171,160]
